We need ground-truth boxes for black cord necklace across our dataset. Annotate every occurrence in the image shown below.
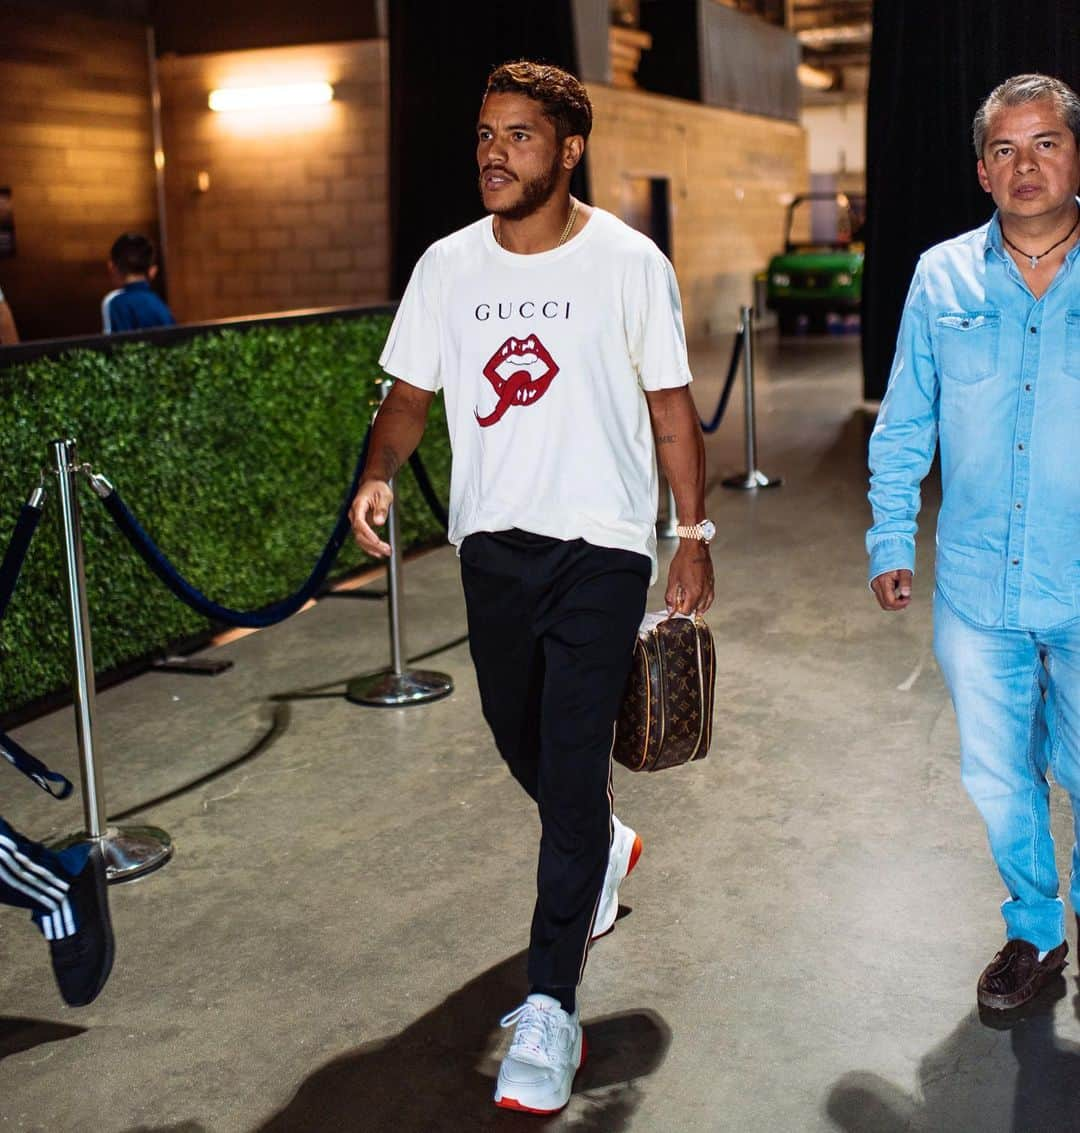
[1001,206,1080,269]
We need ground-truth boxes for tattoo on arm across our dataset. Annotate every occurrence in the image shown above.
[374,447,401,481]
[656,434,677,445]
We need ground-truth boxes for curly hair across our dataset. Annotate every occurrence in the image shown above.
[484,60,592,141]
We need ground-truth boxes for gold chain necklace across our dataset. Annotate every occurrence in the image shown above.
[496,200,579,250]
[1002,206,1080,269]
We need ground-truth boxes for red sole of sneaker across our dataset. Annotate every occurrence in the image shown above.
[494,1034,588,1114]
[590,838,644,942]
[496,1097,566,1115]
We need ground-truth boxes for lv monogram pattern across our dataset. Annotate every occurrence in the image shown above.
[614,616,716,772]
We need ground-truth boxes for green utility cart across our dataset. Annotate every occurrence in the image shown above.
[766,192,865,334]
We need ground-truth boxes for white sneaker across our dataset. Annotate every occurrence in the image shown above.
[591,815,643,940]
[494,994,585,1114]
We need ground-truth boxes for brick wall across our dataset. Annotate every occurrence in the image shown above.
[157,40,389,323]
[0,20,798,343]
[0,9,158,341]
[587,85,807,339]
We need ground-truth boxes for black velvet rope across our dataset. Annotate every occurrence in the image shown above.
[0,499,74,798]
[97,429,371,630]
[407,452,449,531]
[0,731,73,799]
[0,503,42,622]
[699,330,744,436]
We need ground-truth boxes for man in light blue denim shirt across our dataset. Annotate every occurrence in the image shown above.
[868,74,1080,1013]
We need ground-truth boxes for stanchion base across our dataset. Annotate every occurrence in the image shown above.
[52,824,173,884]
[722,470,783,491]
[345,669,454,707]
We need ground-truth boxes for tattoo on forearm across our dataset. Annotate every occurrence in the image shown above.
[375,448,401,480]
[379,401,411,418]
[657,434,677,445]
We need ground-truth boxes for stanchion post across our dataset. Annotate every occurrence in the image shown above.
[50,438,173,883]
[722,306,782,491]
[385,409,407,678]
[346,387,454,707]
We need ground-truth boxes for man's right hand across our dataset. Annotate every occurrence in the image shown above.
[871,569,913,611]
[349,479,394,557]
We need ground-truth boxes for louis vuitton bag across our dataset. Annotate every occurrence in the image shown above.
[613,611,716,772]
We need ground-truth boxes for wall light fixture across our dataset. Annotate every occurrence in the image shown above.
[208,82,334,112]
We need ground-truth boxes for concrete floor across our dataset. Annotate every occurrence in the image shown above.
[4,330,1080,1132]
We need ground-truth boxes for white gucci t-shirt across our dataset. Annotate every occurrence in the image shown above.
[379,208,692,580]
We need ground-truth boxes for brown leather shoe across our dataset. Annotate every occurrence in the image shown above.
[977,938,1068,1011]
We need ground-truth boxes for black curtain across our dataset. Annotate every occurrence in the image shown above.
[388,0,588,298]
[862,1,1080,400]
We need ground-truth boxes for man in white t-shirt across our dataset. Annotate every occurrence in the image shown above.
[0,283,19,345]
[350,60,714,1115]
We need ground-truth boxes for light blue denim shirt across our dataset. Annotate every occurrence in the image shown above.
[867,205,1080,631]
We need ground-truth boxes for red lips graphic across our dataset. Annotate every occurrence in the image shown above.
[475,335,560,428]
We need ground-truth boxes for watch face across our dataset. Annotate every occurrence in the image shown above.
[700,520,716,541]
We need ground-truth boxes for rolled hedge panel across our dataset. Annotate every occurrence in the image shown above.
[0,313,450,718]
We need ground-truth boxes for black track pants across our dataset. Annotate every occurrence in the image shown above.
[460,530,650,989]
[0,816,83,938]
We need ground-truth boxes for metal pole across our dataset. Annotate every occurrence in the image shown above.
[722,306,782,491]
[384,402,406,678]
[53,439,106,839]
[346,386,453,707]
[657,481,678,540]
[50,438,173,883]
[743,306,759,475]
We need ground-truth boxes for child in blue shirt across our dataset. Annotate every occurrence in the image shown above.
[102,233,175,333]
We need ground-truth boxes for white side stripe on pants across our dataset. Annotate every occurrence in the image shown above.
[0,835,69,910]
[39,897,76,942]
[39,899,76,941]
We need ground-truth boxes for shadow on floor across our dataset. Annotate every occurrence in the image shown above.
[825,976,1080,1131]
[258,949,671,1132]
[815,409,876,476]
[0,1015,85,1062]
[110,702,291,821]
[122,1124,206,1132]
[267,633,471,704]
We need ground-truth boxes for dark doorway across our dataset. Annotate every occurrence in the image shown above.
[620,176,672,257]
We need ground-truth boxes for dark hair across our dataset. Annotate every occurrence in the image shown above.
[484,60,592,141]
[973,73,1080,156]
[109,233,157,276]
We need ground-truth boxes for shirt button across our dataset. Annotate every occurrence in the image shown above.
[1012,558,1020,565]
[1030,326,1038,334]
[1025,383,1033,391]
[1016,502,1023,510]
[1018,443,1024,450]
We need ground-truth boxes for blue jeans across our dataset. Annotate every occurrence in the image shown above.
[933,589,1080,951]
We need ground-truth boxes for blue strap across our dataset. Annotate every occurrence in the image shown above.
[408,451,449,531]
[0,729,74,799]
[700,331,744,435]
[98,431,370,629]
[0,503,42,621]
[0,498,73,798]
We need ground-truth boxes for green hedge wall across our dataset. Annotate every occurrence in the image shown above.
[0,315,450,717]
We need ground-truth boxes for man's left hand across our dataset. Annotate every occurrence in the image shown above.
[665,541,714,614]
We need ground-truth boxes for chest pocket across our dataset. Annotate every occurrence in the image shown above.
[936,311,1000,384]
[1065,311,1080,379]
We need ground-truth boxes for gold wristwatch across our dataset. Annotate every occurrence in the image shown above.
[675,519,716,544]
